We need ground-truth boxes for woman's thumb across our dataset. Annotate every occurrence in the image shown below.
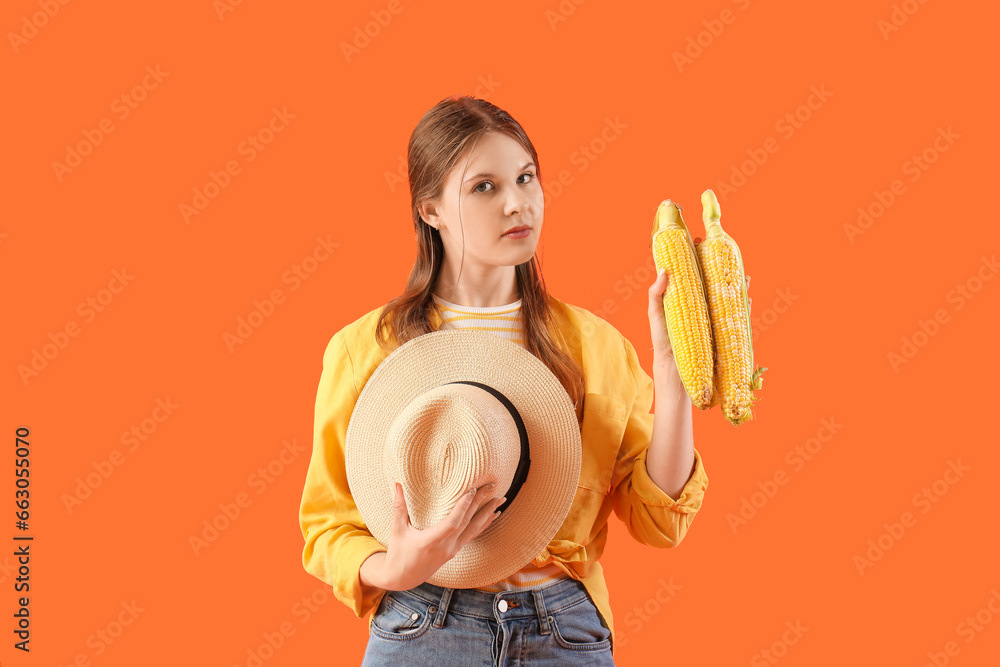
[391,482,410,532]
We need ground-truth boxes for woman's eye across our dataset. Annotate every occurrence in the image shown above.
[473,172,535,194]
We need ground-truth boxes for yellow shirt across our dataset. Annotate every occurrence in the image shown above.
[297,295,710,658]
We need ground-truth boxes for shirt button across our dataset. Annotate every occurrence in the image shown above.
[498,600,508,613]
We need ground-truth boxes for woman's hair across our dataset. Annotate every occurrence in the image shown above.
[375,95,585,412]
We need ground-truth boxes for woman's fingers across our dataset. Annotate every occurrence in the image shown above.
[390,482,410,538]
[386,483,501,589]
[473,494,504,529]
[463,484,496,525]
[437,484,495,538]
[458,496,505,548]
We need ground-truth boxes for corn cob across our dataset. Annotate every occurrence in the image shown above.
[695,189,766,425]
[650,200,716,409]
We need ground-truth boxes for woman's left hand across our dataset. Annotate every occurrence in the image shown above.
[648,268,755,358]
[648,268,675,369]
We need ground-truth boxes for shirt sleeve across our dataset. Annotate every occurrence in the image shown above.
[610,334,710,549]
[298,330,388,619]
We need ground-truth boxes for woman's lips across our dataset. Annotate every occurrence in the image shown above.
[502,228,531,239]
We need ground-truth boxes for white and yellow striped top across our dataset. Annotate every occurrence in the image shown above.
[431,294,526,346]
[430,293,572,593]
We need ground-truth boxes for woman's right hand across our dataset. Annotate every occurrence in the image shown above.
[381,481,505,592]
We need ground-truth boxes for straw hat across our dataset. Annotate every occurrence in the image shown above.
[345,328,582,589]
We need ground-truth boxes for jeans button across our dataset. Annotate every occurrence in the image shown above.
[498,599,508,613]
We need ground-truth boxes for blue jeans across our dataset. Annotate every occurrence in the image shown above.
[361,576,615,666]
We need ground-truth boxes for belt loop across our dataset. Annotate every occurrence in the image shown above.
[532,588,551,635]
[432,587,454,629]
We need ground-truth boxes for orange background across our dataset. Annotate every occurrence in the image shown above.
[4,0,1000,665]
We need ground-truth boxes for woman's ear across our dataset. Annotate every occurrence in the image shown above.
[418,199,444,230]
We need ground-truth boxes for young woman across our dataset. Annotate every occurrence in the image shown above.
[298,95,710,665]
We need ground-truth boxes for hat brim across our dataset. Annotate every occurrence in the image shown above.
[345,329,582,589]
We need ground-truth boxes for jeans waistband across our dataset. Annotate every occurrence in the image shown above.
[395,576,592,633]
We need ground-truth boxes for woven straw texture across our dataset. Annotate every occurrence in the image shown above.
[345,329,582,588]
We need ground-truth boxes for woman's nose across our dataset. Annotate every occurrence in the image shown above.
[507,199,529,215]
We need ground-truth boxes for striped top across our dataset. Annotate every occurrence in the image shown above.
[430,293,572,593]
[431,294,526,345]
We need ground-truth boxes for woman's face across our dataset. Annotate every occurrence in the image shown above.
[421,132,544,277]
